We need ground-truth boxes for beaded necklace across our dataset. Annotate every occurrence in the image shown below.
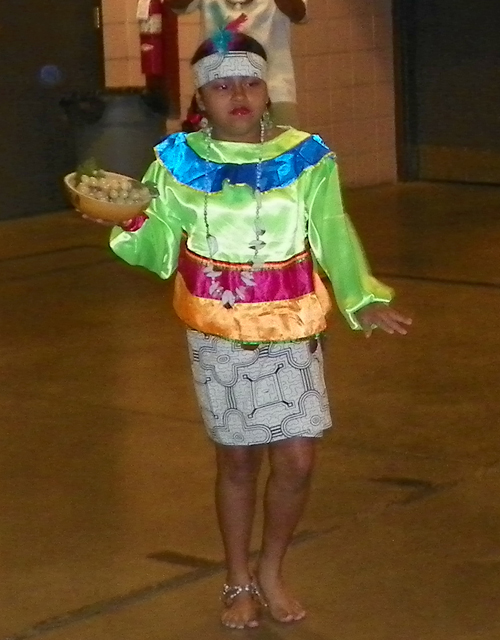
[202,118,267,308]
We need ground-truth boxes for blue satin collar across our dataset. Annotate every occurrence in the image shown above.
[154,132,333,193]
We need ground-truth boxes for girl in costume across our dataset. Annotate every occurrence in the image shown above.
[108,20,412,630]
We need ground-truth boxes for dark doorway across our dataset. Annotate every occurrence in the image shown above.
[0,1,103,219]
[395,0,500,183]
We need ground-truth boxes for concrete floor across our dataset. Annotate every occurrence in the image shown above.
[1,181,500,640]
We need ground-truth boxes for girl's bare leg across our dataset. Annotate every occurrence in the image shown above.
[215,443,264,629]
[257,437,316,622]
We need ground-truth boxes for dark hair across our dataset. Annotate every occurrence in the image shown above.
[190,32,268,66]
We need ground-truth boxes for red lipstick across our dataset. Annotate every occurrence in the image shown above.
[230,107,251,116]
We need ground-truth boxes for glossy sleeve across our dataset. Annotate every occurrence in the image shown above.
[306,156,394,329]
[109,160,183,280]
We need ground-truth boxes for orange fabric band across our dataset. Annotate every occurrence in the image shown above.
[173,272,332,343]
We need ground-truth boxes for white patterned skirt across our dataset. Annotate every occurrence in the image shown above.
[187,330,332,446]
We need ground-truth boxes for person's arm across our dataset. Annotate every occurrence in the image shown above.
[274,0,306,23]
[166,0,199,13]
[306,155,397,330]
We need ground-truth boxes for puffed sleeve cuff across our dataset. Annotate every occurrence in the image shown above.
[344,289,394,330]
[120,214,148,232]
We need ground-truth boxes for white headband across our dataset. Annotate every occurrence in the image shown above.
[193,51,268,89]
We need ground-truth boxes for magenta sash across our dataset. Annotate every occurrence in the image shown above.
[178,244,315,303]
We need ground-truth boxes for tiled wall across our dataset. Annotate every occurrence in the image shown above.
[295,0,397,185]
[102,0,145,88]
[101,0,397,186]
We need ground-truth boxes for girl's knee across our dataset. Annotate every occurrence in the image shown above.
[216,445,262,485]
[277,460,314,490]
[270,439,316,489]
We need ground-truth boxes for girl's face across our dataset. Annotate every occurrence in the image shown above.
[198,76,269,143]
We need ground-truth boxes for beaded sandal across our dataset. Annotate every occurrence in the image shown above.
[221,581,263,629]
[221,581,263,605]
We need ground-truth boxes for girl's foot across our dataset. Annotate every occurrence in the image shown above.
[221,583,261,629]
[256,573,306,623]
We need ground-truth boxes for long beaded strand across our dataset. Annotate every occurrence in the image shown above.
[202,119,266,308]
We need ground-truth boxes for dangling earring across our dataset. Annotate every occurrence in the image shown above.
[200,115,212,135]
[261,109,273,135]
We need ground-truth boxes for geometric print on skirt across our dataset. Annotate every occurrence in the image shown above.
[187,330,333,446]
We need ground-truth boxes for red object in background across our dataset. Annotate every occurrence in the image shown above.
[137,0,180,116]
[161,2,180,116]
[138,0,165,78]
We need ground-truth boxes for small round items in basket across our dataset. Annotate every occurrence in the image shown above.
[64,160,156,224]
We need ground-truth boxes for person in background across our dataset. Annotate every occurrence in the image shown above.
[167,0,307,127]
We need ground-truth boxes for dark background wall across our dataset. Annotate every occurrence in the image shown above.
[0,0,103,219]
[395,0,500,183]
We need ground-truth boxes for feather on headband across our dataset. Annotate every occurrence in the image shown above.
[192,7,267,89]
[211,11,248,53]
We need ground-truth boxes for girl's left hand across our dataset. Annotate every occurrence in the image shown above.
[356,303,412,337]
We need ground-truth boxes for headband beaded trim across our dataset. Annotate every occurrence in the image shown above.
[193,51,268,89]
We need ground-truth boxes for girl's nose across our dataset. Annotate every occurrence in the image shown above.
[231,81,246,100]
